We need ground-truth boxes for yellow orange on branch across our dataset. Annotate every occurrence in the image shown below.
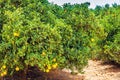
[45,69,50,73]
[15,66,20,71]
[3,71,7,76]
[52,63,58,69]
[42,52,46,56]
[13,32,20,37]
[2,65,6,69]
[91,38,95,42]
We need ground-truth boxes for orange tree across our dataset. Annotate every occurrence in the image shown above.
[0,0,66,76]
[97,5,120,63]
[62,3,105,64]
[0,0,92,76]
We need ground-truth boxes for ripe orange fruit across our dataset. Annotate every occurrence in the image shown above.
[13,32,20,37]
[15,67,20,71]
[53,58,56,62]
[3,71,7,75]
[42,52,46,56]
[45,69,50,73]
[1,73,4,77]
[2,65,6,69]
[91,38,95,42]
[52,63,58,69]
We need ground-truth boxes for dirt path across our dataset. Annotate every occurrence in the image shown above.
[82,60,120,80]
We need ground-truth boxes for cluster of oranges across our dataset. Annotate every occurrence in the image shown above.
[0,65,7,77]
[42,57,58,73]
[0,65,20,77]
[45,63,58,73]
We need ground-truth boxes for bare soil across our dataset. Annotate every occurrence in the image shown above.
[82,60,120,80]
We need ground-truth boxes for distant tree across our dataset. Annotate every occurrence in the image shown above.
[112,3,117,8]
[105,4,110,9]
[94,5,102,16]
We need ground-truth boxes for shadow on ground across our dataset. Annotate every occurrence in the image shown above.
[1,67,84,80]
[102,61,120,73]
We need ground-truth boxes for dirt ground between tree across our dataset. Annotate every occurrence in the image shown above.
[1,60,120,80]
[63,60,120,80]
[81,60,120,80]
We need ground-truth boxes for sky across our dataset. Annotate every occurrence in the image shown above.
[48,0,120,8]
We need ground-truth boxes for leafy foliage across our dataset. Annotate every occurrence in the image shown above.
[97,5,120,63]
